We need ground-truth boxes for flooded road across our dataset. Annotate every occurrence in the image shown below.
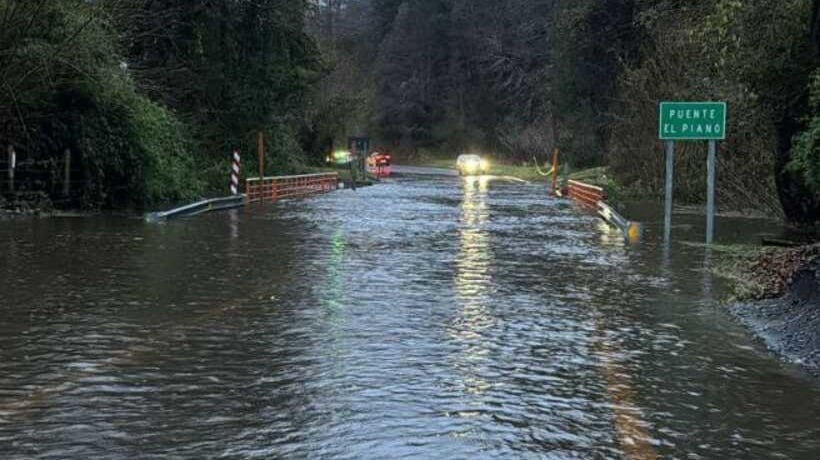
[1,173,819,459]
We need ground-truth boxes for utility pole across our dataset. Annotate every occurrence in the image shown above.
[257,131,264,178]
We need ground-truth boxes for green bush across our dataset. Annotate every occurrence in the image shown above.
[74,73,201,208]
[791,71,820,194]
[0,0,202,208]
[601,0,814,215]
[265,125,306,176]
[2,0,321,208]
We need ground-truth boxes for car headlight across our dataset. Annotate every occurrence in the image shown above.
[480,159,490,171]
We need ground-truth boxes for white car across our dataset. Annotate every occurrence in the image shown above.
[456,154,489,176]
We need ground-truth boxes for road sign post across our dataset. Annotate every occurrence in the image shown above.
[706,140,716,244]
[664,141,675,244]
[659,102,726,245]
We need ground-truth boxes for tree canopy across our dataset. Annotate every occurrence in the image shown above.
[313,0,819,221]
[1,0,818,221]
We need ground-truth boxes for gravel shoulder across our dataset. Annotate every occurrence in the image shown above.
[718,245,820,378]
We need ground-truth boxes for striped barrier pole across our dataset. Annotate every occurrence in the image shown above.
[230,150,241,195]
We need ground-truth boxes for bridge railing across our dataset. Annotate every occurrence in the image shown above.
[567,180,604,209]
[566,179,641,243]
[245,172,338,203]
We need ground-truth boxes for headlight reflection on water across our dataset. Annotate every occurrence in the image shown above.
[450,176,495,395]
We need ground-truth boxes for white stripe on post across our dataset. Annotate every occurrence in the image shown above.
[230,150,241,195]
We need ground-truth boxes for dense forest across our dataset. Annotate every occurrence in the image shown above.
[0,0,819,222]
[0,0,320,207]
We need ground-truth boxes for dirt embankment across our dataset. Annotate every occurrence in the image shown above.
[723,245,819,377]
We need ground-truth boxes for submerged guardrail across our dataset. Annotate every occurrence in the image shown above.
[564,179,641,244]
[145,195,246,222]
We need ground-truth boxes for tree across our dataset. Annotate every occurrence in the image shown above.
[116,0,322,173]
[373,0,450,152]
[703,0,818,222]
[0,0,199,206]
[304,0,373,161]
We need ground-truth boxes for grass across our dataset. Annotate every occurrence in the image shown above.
[707,243,820,302]
[708,244,775,301]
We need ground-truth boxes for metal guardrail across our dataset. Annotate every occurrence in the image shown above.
[144,173,340,222]
[597,201,642,243]
[245,172,338,203]
[145,195,246,222]
[566,179,641,243]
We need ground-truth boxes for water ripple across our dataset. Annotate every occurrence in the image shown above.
[0,175,818,459]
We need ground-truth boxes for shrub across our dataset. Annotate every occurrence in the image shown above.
[73,72,201,208]
[791,71,820,194]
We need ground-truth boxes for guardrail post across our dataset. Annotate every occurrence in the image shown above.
[664,141,675,244]
[706,140,716,244]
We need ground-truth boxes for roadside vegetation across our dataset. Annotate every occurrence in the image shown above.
[1,0,819,225]
[318,0,820,226]
[710,243,820,301]
[0,0,320,208]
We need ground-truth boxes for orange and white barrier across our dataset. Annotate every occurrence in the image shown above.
[230,150,241,195]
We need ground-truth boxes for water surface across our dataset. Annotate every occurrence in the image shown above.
[1,173,818,459]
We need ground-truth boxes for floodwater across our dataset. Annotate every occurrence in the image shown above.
[0,171,818,459]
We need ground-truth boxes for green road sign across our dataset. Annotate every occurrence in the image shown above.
[659,102,726,140]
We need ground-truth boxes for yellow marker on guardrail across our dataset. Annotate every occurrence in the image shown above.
[597,201,642,244]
